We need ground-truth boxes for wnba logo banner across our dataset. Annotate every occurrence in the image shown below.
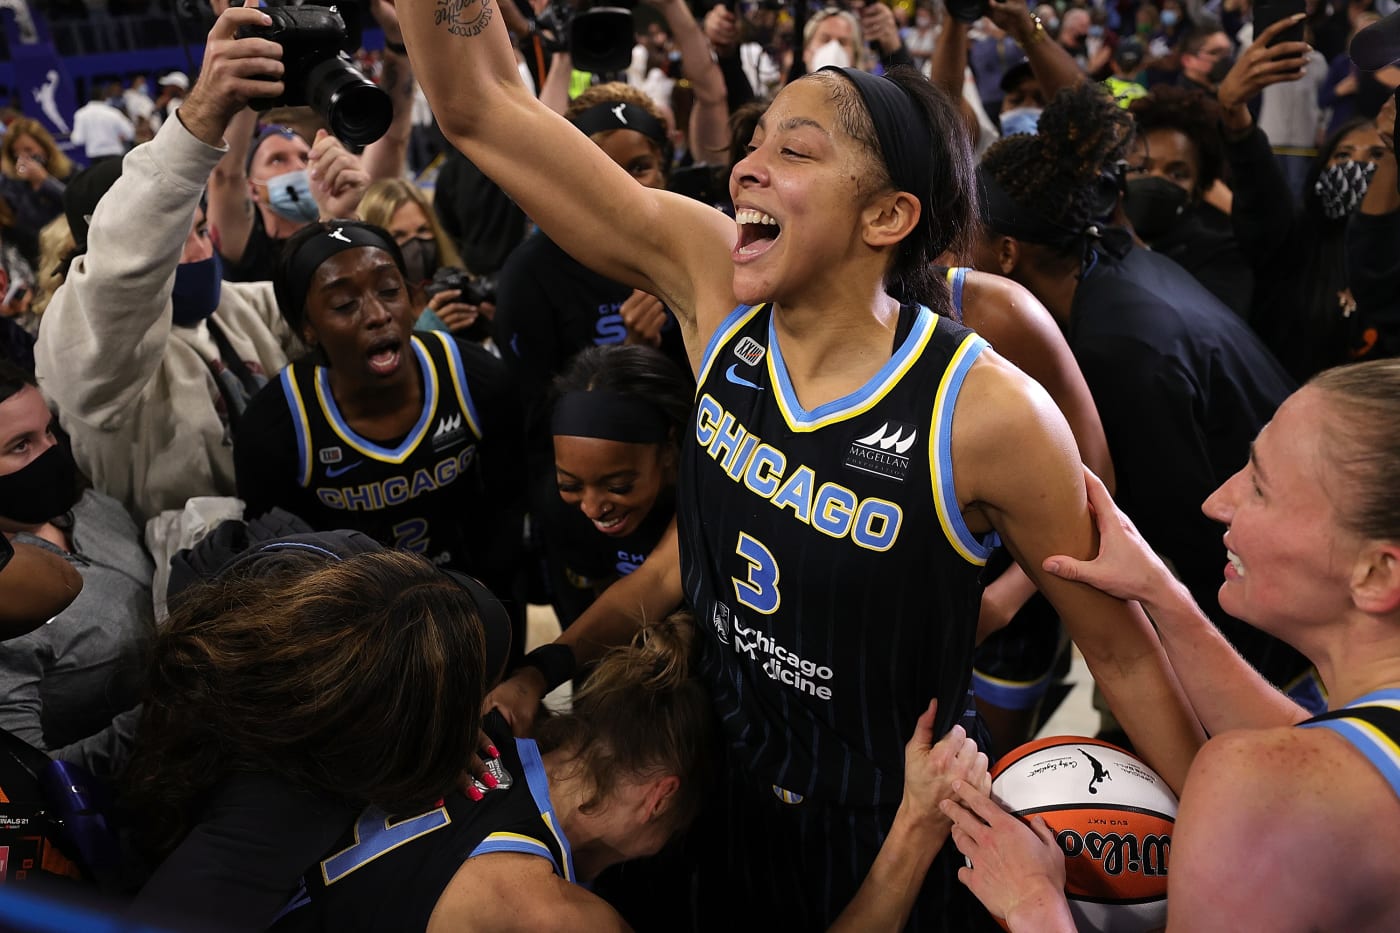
[4,5,78,139]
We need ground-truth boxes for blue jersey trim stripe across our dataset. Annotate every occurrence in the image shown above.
[929,333,995,565]
[768,305,937,432]
[1300,716,1400,795]
[281,367,314,487]
[945,267,968,317]
[469,832,562,874]
[697,304,764,391]
[517,737,575,883]
[314,335,439,462]
[972,668,1058,710]
[433,330,483,439]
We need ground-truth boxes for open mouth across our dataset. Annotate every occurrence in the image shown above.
[593,513,628,535]
[735,208,782,259]
[366,336,403,377]
[1226,549,1245,577]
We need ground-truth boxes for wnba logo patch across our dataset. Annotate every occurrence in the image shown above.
[844,421,917,482]
[733,337,765,367]
[711,601,731,645]
[318,446,344,465]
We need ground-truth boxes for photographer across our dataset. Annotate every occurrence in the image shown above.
[34,0,303,532]
[207,0,403,283]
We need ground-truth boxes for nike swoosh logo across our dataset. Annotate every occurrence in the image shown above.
[725,364,762,391]
[325,461,363,478]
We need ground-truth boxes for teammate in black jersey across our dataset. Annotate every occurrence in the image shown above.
[234,221,527,662]
[945,358,1400,932]
[402,6,1204,927]
[538,345,690,627]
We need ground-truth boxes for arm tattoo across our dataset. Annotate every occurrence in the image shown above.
[435,0,494,37]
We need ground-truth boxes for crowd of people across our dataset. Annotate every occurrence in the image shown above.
[0,0,1397,928]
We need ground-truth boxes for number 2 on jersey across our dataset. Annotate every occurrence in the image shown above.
[733,532,780,615]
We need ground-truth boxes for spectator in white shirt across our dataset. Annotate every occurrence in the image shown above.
[70,88,135,162]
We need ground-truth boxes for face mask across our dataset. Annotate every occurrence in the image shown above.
[1045,16,1061,32]
[171,253,224,327]
[1160,9,1179,27]
[257,169,320,224]
[399,236,439,286]
[1124,176,1190,240]
[809,39,852,71]
[1314,160,1377,220]
[1207,55,1234,85]
[1000,107,1043,137]
[0,440,80,525]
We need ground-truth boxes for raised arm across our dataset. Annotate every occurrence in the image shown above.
[649,0,729,164]
[361,0,416,181]
[35,0,283,431]
[395,0,737,346]
[957,355,1204,792]
[987,0,1086,98]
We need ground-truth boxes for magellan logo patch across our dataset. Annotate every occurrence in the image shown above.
[432,413,467,451]
[844,421,917,481]
[733,337,766,367]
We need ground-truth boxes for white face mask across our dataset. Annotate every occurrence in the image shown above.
[809,38,853,71]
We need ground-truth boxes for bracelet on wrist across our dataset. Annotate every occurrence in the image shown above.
[385,39,408,55]
[1024,14,1049,45]
[517,643,577,692]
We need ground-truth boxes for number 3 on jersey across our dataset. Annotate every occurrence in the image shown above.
[733,532,780,615]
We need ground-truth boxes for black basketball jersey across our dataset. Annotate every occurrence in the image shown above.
[276,331,489,570]
[271,721,573,933]
[678,302,996,809]
[1299,688,1400,798]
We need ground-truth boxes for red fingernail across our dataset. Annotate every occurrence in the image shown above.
[467,784,484,801]
[480,772,499,789]
[487,744,500,759]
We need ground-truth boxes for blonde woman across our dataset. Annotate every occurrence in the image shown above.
[358,178,495,340]
[0,117,74,258]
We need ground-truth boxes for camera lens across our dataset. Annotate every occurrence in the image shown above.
[305,55,393,147]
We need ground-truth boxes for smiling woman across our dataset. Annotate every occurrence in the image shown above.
[397,0,1204,924]
[233,220,529,668]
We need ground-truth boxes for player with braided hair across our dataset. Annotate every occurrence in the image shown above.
[976,82,1320,717]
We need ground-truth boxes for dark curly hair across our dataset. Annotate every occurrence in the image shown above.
[981,82,1134,256]
[1128,86,1226,198]
[551,344,692,451]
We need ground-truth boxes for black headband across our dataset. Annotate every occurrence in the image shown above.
[283,223,402,323]
[551,390,671,444]
[820,67,934,234]
[976,167,1081,245]
[571,101,668,147]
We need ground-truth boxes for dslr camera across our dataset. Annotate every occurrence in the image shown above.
[424,268,497,341]
[236,4,392,146]
[536,0,636,75]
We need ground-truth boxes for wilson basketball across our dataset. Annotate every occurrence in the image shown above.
[988,736,1177,933]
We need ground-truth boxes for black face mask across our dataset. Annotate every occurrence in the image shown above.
[398,237,439,287]
[0,441,81,525]
[1207,55,1234,85]
[1124,176,1190,241]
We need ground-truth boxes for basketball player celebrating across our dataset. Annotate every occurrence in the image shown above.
[943,359,1400,932]
[234,220,527,660]
[393,0,1202,924]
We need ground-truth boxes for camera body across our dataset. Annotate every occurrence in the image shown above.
[537,0,636,74]
[236,5,391,146]
[425,267,497,341]
[945,0,989,24]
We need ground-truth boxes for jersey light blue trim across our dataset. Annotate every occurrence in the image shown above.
[934,334,997,562]
[948,267,968,317]
[280,368,313,487]
[433,330,483,439]
[697,304,764,391]
[1300,717,1400,796]
[972,668,1057,710]
[470,833,560,870]
[518,737,576,883]
[314,336,438,461]
[768,304,936,430]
